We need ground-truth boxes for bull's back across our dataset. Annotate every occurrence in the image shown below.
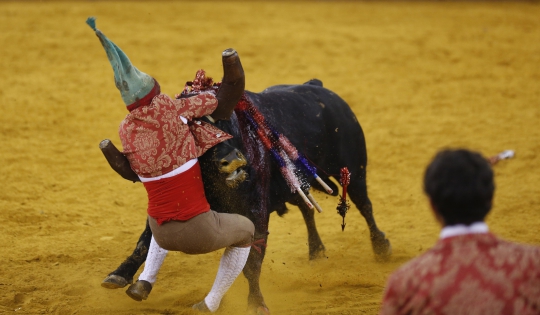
[246,82,367,172]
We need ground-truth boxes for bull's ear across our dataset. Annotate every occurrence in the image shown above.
[99,139,140,183]
[211,48,245,121]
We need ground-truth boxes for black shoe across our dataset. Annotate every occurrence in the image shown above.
[101,275,132,289]
[125,280,152,301]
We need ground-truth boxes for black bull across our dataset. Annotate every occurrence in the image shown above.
[100,79,391,314]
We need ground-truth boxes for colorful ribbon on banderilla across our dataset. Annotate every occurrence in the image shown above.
[179,70,333,213]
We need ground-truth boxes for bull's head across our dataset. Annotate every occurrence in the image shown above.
[198,116,250,190]
[99,136,248,189]
[214,143,248,188]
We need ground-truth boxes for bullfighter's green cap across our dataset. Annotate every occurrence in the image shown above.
[86,17,159,111]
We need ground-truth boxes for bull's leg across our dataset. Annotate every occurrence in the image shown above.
[242,231,270,315]
[297,201,326,260]
[102,219,152,288]
[347,180,391,260]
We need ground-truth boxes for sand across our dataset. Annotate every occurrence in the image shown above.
[1,1,539,314]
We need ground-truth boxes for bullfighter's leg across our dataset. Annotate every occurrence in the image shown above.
[347,179,391,260]
[297,201,326,260]
[193,246,251,312]
[148,212,254,312]
[242,231,270,315]
[102,219,152,288]
[125,236,168,301]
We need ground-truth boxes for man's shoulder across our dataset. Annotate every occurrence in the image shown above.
[124,94,173,116]
[441,233,540,262]
[493,236,540,263]
[151,94,174,107]
[389,246,443,282]
[390,235,540,282]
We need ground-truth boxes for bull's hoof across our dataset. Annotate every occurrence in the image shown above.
[247,306,270,315]
[308,245,326,260]
[125,280,152,301]
[101,274,132,289]
[372,233,392,262]
[192,300,211,312]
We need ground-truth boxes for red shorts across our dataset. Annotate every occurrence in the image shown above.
[143,162,210,225]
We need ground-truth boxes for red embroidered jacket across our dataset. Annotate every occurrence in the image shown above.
[379,233,540,315]
[119,93,233,178]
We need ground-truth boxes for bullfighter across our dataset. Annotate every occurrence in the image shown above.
[87,17,254,313]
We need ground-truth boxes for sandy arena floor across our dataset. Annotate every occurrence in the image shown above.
[1,1,539,314]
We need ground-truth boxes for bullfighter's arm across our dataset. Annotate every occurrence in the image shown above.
[172,93,220,120]
[99,139,140,183]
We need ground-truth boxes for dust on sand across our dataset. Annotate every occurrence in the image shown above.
[1,1,539,314]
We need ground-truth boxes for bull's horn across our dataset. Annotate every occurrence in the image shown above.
[210,48,245,121]
[99,139,140,183]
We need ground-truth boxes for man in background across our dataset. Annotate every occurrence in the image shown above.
[379,148,540,315]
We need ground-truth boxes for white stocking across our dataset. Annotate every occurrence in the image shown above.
[138,236,168,285]
[204,246,250,312]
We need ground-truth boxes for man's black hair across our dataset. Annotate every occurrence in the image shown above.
[423,149,495,226]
